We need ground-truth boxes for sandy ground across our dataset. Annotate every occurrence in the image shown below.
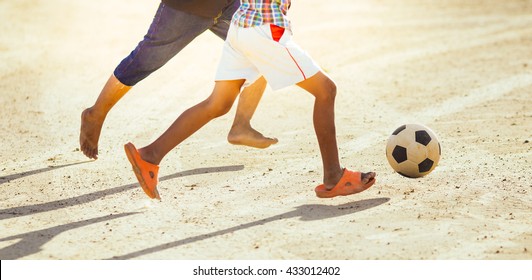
[0,0,531,260]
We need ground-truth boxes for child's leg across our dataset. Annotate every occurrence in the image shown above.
[138,79,245,165]
[228,77,279,148]
[296,71,342,188]
[80,4,214,160]
[297,71,375,190]
[81,74,131,159]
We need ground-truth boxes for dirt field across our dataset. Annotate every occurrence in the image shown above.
[0,0,530,261]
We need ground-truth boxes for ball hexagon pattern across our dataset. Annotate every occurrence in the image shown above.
[386,124,441,178]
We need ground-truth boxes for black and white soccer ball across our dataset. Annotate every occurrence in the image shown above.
[386,124,441,178]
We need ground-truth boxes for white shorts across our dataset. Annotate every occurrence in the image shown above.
[215,24,321,90]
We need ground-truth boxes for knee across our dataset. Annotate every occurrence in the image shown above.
[317,79,337,102]
[328,81,337,99]
[203,98,233,118]
[215,101,233,117]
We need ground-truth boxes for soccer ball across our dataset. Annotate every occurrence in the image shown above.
[385,124,441,178]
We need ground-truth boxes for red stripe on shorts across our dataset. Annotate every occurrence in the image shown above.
[285,47,306,80]
[270,24,306,81]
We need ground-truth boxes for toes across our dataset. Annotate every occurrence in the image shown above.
[80,143,98,160]
[81,143,88,157]
[362,172,376,184]
[89,148,98,160]
[83,148,91,159]
[262,137,279,147]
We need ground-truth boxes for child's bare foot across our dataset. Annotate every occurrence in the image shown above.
[80,108,104,159]
[227,126,278,149]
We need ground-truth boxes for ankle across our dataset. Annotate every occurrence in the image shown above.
[230,121,252,131]
[84,107,107,121]
[323,168,344,188]
[138,147,160,166]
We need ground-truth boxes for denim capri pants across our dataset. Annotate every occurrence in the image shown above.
[114,1,237,86]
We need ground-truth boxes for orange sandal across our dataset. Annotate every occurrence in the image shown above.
[315,168,375,198]
[124,142,161,200]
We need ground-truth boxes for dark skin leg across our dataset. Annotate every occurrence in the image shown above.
[137,73,374,190]
[80,75,276,160]
[296,71,376,190]
[138,80,246,165]
[80,74,131,159]
[228,77,278,148]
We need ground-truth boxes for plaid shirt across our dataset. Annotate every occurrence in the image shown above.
[232,0,291,28]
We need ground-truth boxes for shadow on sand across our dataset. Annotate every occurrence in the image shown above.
[0,161,90,185]
[0,212,138,259]
[1,163,387,260]
[110,197,390,259]
[0,165,244,220]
